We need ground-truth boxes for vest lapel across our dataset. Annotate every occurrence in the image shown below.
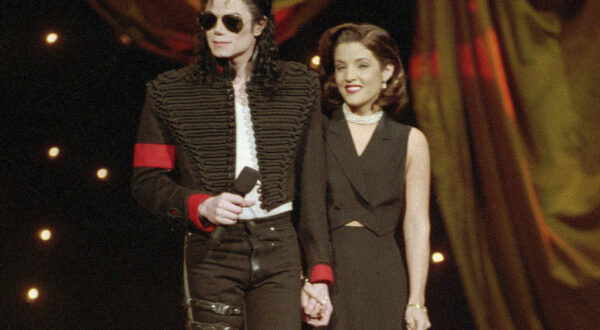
[326,109,372,205]
[359,115,395,206]
[361,114,392,171]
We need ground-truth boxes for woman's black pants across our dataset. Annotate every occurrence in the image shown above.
[183,212,302,330]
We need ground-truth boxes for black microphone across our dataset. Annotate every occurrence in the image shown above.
[210,166,260,244]
[230,166,260,197]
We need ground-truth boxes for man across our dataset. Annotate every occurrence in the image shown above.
[131,0,332,329]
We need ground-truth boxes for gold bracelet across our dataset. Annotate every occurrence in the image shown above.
[407,303,428,311]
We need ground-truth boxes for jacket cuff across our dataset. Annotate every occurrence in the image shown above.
[310,264,334,285]
[187,193,214,232]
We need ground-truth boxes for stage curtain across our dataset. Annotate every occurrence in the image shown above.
[409,0,600,329]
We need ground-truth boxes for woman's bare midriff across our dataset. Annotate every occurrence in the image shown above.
[344,220,364,227]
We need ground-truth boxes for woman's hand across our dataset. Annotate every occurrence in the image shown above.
[404,305,431,330]
[301,281,333,327]
[198,192,255,225]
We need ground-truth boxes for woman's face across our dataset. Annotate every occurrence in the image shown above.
[204,0,265,64]
[334,42,393,114]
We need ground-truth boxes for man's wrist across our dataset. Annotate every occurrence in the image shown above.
[197,200,212,227]
[188,194,213,232]
[197,199,206,218]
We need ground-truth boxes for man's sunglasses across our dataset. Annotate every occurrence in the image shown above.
[198,13,244,34]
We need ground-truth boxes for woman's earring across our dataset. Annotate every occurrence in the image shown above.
[382,81,387,89]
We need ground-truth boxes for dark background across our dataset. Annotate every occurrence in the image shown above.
[1,1,474,328]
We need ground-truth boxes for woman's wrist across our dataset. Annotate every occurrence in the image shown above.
[406,303,428,311]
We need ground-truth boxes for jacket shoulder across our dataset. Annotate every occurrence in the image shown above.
[146,65,197,91]
[277,60,319,87]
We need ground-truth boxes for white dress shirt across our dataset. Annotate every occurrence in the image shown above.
[235,101,293,219]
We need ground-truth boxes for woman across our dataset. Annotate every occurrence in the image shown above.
[304,23,432,330]
[132,0,332,328]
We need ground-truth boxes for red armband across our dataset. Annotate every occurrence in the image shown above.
[133,143,175,169]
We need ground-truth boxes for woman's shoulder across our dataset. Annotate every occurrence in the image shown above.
[406,126,429,156]
[383,115,415,135]
[389,121,428,147]
[382,118,429,153]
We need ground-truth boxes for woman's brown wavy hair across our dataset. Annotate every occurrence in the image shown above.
[317,23,409,116]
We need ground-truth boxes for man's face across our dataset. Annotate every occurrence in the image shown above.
[204,0,265,64]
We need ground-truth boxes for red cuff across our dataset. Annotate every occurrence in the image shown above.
[310,264,333,285]
[187,193,214,232]
[133,143,175,169]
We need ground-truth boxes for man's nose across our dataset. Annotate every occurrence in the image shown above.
[213,17,226,34]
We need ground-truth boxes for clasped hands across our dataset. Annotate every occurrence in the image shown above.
[301,281,333,327]
[404,304,432,330]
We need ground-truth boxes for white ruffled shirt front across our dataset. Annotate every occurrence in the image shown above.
[235,101,293,219]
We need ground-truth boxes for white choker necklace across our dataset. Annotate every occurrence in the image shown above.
[342,103,383,125]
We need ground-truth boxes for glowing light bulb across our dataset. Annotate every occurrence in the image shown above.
[96,168,109,180]
[46,33,58,44]
[39,229,52,241]
[48,146,60,159]
[431,252,445,263]
[310,55,321,69]
[27,288,40,302]
[119,34,132,45]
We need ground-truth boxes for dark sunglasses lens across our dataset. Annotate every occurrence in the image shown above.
[222,15,243,33]
[199,13,217,30]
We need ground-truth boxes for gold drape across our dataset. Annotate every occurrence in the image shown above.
[410,0,600,329]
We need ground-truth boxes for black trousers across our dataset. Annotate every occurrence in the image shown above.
[183,212,303,330]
